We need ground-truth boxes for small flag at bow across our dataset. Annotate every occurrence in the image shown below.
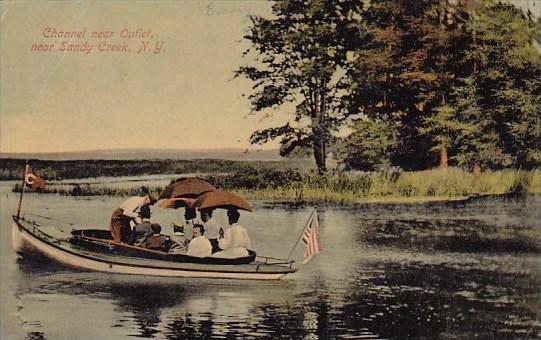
[302,210,321,264]
[25,167,46,190]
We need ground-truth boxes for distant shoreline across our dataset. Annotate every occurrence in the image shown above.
[0,147,283,161]
[0,157,312,181]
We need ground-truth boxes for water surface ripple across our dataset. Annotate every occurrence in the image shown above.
[1,182,539,339]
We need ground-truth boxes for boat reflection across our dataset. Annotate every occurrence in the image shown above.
[12,251,541,339]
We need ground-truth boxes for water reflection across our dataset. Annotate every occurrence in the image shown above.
[339,261,541,340]
[13,248,541,339]
[3,186,541,339]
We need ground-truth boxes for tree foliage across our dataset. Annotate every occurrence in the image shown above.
[240,0,541,172]
[467,1,541,169]
[343,0,541,170]
[342,0,474,169]
[236,0,364,174]
[342,117,398,170]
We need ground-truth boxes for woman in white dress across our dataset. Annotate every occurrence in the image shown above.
[213,209,252,258]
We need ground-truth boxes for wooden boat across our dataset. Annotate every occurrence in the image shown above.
[12,215,297,280]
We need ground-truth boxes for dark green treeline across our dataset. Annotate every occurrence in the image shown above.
[237,0,541,173]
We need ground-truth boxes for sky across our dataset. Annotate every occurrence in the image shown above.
[0,1,287,153]
[1,1,539,154]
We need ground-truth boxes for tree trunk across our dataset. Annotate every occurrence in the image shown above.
[312,89,326,175]
[439,92,448,170]
[313,126,327,175]
[473,162,481,180]
[439,146,448,169]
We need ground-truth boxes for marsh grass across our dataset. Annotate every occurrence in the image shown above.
[243,168,540,203]
[476,169,541,195]
[14,183,163,197]
[14,168,540,204]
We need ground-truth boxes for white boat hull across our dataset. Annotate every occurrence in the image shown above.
[12,220,290,280]
[12,220,35,252]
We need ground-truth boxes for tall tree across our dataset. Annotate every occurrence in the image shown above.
[343,0,541,171]
[451,0,541,169]
[505,71,541,167]
[446,76,511,170]
[415,0,473,168]
[418,104,472,168]
[343,0,471,170]
[235,0,363,174]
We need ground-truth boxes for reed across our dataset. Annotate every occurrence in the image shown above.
[393,168,474,197]
[15,183,163,197]
[13,168,540,204]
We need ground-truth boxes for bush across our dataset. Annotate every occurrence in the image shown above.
[204,168,302,190]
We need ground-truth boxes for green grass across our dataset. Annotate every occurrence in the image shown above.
[13,167,540,204]
[240,168,541,204]
[39,184,164,197]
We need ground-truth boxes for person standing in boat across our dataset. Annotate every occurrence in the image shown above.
[110,193,157,243]
[214,208,252,258]
[187,224,212,257]
[201,208,221,253]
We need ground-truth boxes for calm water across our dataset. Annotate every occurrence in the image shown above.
[1,181,540,340]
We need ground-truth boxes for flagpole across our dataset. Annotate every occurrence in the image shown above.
[286,209,316,261]
[16,162,29,219]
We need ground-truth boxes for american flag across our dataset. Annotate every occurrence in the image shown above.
[302,210,321,264]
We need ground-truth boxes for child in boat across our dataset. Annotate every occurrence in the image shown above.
[130,205,153,244]
[138,223,171,252]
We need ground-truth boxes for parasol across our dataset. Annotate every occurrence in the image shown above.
[157,197,195,209]
[159,178,217,200]
[191,191,253,212]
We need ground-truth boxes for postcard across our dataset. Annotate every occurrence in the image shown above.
[1,1,540,339]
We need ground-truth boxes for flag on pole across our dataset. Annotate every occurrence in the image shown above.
[24,167,46,190]
[302,210,321,264]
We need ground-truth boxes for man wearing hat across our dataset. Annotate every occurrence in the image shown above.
[110,193,157,243]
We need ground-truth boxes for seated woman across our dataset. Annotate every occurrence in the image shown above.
[213,208,252,259]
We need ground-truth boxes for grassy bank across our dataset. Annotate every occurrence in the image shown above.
[14,167,541,204]
[236,168,540,204]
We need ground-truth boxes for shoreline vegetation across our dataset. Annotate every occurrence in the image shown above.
[3,159,539,205]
